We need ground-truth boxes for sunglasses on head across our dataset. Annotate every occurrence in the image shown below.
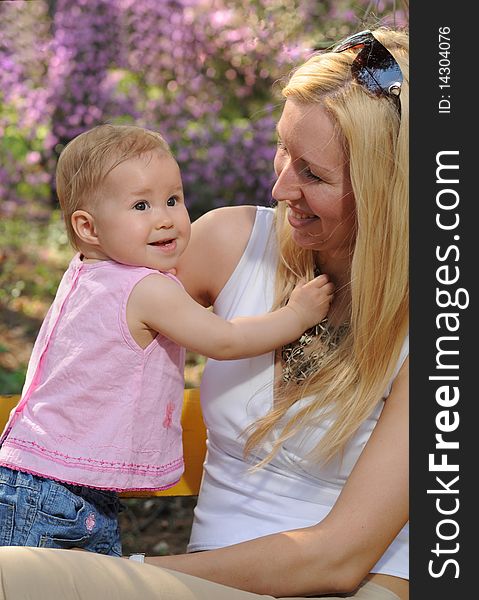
[333,30,403,113]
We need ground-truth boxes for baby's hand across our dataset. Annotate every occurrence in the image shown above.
[287,274,335,331]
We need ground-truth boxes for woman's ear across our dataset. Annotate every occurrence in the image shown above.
[71,210,100,246]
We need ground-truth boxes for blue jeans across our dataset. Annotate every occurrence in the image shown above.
[0,466,122,556]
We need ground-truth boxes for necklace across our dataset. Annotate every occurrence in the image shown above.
[281,318,349,384]
[281,268,349,384]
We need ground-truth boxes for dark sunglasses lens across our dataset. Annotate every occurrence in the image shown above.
[352,42,403,95]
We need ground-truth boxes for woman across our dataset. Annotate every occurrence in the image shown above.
[0,26,409,600]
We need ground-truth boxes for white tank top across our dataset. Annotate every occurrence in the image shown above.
[188,206,409,580]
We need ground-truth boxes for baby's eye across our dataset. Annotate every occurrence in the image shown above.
[133,201,149,211]
[166,196,177,207]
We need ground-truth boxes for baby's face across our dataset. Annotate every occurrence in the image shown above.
[91,151,191,272]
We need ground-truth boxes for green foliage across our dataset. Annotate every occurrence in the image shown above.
[0,211,72,309]
[0,212,72,395]
[0,365,26,395]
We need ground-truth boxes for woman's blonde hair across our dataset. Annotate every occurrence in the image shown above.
[56,124,172,250]
[245,27,409,465]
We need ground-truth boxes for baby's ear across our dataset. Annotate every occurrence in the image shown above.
[71,210,100,246]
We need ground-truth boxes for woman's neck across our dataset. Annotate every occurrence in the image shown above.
[315,252,351,326]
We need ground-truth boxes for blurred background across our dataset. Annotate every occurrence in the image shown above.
[0,0,408,554]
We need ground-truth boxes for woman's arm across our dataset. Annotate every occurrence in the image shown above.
[175,205,258,307]
[146,359,409,597]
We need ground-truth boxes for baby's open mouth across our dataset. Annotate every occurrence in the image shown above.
[148,239,178,253]
[149,239,175,246]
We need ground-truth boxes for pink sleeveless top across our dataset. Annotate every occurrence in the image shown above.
[0,255,185,491]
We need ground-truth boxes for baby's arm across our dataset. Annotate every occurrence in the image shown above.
[128,273,334,360]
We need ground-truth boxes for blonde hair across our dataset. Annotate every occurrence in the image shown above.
[56,124,172,250]
[245,27,409,465]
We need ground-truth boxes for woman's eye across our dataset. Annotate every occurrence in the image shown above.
[133,201,149,210]
[166,196,177,207]
[303,167,323,182]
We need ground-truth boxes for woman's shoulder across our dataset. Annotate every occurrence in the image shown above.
[194,205,258,235]
[178,205,270,306]
[194,205,275,253]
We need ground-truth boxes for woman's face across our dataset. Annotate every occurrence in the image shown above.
[272,99,356,257]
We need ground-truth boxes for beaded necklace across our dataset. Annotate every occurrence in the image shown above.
[281,319,349,383]
[281,269,349,384]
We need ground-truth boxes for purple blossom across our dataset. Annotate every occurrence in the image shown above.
[1,0,408,220]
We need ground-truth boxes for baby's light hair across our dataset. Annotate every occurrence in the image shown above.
[55,124,172,250]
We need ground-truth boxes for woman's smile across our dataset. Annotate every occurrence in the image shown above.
[287,205,319,228]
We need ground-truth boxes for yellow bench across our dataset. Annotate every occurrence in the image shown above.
[0,389,206,497]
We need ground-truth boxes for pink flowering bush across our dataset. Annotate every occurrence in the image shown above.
[0,0,407,221]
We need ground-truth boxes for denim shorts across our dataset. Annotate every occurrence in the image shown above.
[0,466,122,556]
